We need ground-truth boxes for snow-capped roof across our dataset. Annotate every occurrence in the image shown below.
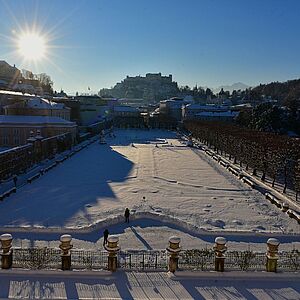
[26,97,67,110]
[0,89,35,97]
[0,115,75,125]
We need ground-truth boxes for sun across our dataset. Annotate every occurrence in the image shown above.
[17,32,47,61]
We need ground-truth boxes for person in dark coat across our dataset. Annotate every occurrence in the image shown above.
[13,175,17,187]
[103,229,109,246]
[124,208,130,223]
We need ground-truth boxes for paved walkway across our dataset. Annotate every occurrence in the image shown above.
[0,270,299,299]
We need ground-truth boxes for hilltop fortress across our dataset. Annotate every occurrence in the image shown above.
[99,73,179,102]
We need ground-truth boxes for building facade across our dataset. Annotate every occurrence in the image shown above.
[75,95,111,126]
[0,115,77,147]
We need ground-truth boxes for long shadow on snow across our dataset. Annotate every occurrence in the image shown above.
[11,218,300,245]
[0,144,133,227]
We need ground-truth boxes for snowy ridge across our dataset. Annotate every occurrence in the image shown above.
[1,210,299,238]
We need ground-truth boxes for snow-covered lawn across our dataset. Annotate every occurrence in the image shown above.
[10,218,300,252]
[0,129,298,234]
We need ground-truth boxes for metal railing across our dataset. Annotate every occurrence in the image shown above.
[13,248,61,269]
[118,250,167,270]
[71,249,107,270]
[225,251,266,271]
[5,247,300,272]
[277,250,300,272]
[179,249,214,271]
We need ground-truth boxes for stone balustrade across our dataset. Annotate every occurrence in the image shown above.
[0,233,290,273]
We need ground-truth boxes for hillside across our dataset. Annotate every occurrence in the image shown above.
[251,79,300,108]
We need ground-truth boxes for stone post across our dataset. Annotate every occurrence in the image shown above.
[266,238,279,272]
[35,130,43,161]
[213,237,227,272]
[166,236,181,273]
[27,131,37,163]
[27,130,36,144]
[59,234,73,271]
[99,129,106,144]
[105,235,120,272]
[1,234,13,269]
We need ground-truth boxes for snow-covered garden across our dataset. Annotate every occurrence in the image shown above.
[0,129,299,250]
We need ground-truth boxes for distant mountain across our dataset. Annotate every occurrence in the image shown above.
[213,82,250,93]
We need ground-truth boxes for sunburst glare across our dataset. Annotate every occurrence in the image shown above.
[17,32,47,61]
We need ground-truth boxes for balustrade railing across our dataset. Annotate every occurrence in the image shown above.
[277,250,300,272]
[118,250,167,270]
[179,249,214,271]
[1,233,298,273]
[71,249,107,270]
[13,248,61,270]
[224,251,266,271]
[4,247,298,272]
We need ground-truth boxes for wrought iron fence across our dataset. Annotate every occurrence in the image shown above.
[178,249,214,271]
[118,250,167,270]
[225,251,266,271]
[278,250,300,272]
[6,247,300,272]
[71,249,107,270]
[13,248,61,269]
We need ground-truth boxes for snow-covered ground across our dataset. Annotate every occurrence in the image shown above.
[10,218,300,252]
[0,270,299,299]
[0,129,299,250]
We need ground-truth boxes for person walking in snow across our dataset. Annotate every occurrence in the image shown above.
[124,208,130,223]
[103,229,109,246]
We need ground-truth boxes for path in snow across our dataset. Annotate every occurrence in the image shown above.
[9,219,300,252]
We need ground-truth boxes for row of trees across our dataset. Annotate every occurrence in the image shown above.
[237,103,300,134]
[177,85,243,101]
[184,120,300,200]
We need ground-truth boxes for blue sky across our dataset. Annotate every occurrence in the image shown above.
[0,0,300,94]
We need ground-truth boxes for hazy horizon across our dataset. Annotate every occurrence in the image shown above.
[1,0,300,94]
